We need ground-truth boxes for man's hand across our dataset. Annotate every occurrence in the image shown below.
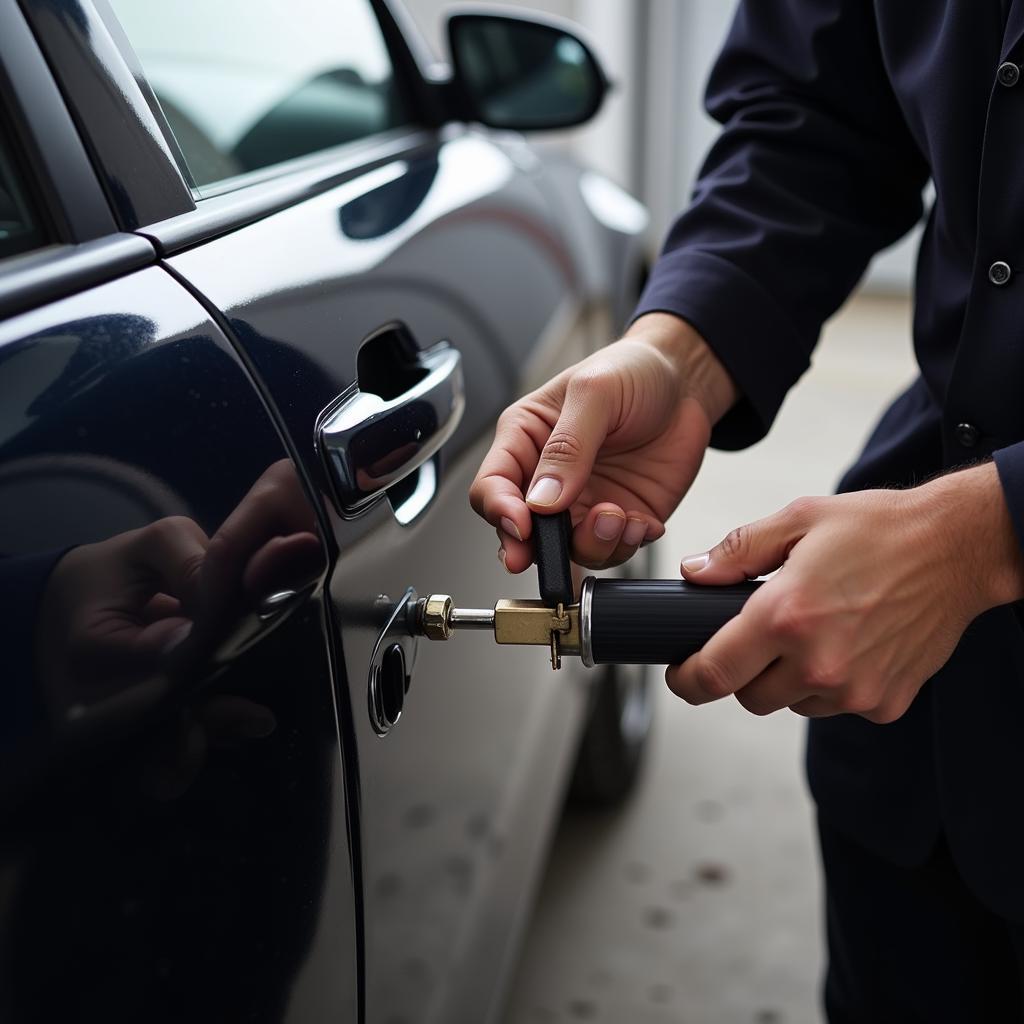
[470,313,737,571]
[669,463,1024,722]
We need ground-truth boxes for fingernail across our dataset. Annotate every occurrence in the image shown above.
[161,621,193,655]
[594,511,625,541]
[526,476,562,507]
[500,516,523,542]
[681,552,710,573]
[498,547,513,574]
[623,518,647,547]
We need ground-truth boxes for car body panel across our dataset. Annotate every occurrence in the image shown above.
[0,267,358,1022]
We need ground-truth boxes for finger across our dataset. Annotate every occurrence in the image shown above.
[666,592,779,705]
[129,516,210,612]
[732,659,810,717]
[524,373,614,514]
[142,593,182,622]
[571,502,627,568]
[679,497,819,585]
[470,405,552,543]
[241,532,324,604]
[497,527,532,574]
[605,513,665,568]
[204,459,318,610]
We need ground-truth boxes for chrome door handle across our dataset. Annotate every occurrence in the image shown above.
[319,342,464,517]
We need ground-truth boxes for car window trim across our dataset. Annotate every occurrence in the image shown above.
[0,233,156,322]
[0,0,116,244]
[20,0,196,230]
[137,126,442,257]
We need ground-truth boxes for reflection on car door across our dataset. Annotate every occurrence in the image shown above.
[0,269,358,1022]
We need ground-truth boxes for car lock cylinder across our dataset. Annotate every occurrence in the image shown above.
[409,512,761,670]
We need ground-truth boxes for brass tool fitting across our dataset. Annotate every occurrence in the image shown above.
[414,594,581,670]
[421,594,454,641]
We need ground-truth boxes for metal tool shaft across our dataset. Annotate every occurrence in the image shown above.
[449,608,495,629]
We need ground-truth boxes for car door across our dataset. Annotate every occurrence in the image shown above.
[0,5,357,1019]
[22,1,615,1021]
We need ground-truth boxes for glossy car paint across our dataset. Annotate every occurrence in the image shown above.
[0,269,356,1021]
[2,0,648,1021]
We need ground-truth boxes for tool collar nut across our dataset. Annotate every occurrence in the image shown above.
[422,594,454,641]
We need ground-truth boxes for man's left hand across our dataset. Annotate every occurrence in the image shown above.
[669,463,1024,722]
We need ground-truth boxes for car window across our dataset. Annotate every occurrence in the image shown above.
[0,123,46,260]
[106,0,408,191]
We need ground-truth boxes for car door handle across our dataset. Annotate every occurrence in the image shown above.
[319,342,464,518]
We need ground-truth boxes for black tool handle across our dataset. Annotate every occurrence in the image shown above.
[588,577,761,665]
[532,510,575,606]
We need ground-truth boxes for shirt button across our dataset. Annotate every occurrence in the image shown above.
[956,422,980,447]
[989,260,1012,285]
[998,61,1021,87]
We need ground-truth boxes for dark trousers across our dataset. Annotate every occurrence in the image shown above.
[819,816,1024,1023]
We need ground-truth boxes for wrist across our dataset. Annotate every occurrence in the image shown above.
[918,463,1024,613]
[625,312,739,424]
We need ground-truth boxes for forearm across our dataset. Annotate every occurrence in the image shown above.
[921,462,1024,614]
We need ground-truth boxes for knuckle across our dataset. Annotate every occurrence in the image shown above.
[718,526,747,559]
[693,656,735,700]
[179,550,206,585]
[541,429,586,465]
[803,656,848,692]
[568,367,610,395]
[784,496,820,522]
[770,593,815,641]
[145,516,190,546]
[495,407,521,434]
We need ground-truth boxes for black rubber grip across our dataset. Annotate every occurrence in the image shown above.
[532,510,575,606]
[588,578,761,665]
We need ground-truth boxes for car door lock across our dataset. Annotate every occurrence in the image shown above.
[408,512,761,670]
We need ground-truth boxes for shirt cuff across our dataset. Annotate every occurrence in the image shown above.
[632,248,810,450]
[994,443,1024,558]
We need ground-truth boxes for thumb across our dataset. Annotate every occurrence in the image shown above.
[681,499,816,584]
[525,376,611,513]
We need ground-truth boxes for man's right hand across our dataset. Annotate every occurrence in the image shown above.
[470,312,738,572]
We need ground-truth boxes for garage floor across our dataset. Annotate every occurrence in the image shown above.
[502,294,917,1024]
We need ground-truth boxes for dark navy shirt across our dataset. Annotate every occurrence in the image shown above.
[636,1,1024,915]
[638,0,1024,523]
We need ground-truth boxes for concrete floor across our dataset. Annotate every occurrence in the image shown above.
[502,293,919,1024]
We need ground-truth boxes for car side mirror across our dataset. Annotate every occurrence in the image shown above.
[445,8,610,131]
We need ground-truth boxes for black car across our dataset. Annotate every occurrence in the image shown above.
[0,1,650,1020]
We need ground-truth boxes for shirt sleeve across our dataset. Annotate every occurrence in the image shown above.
[634,0,930,450]
[994,444,1024,563]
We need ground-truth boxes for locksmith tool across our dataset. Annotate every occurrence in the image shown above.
[408,512,760,669]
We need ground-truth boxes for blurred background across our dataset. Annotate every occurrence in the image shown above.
[408,3,921,1021]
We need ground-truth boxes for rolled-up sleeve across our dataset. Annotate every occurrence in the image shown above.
[635,0,930,449]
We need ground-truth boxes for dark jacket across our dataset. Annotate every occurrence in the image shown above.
[635,0,1024,920]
